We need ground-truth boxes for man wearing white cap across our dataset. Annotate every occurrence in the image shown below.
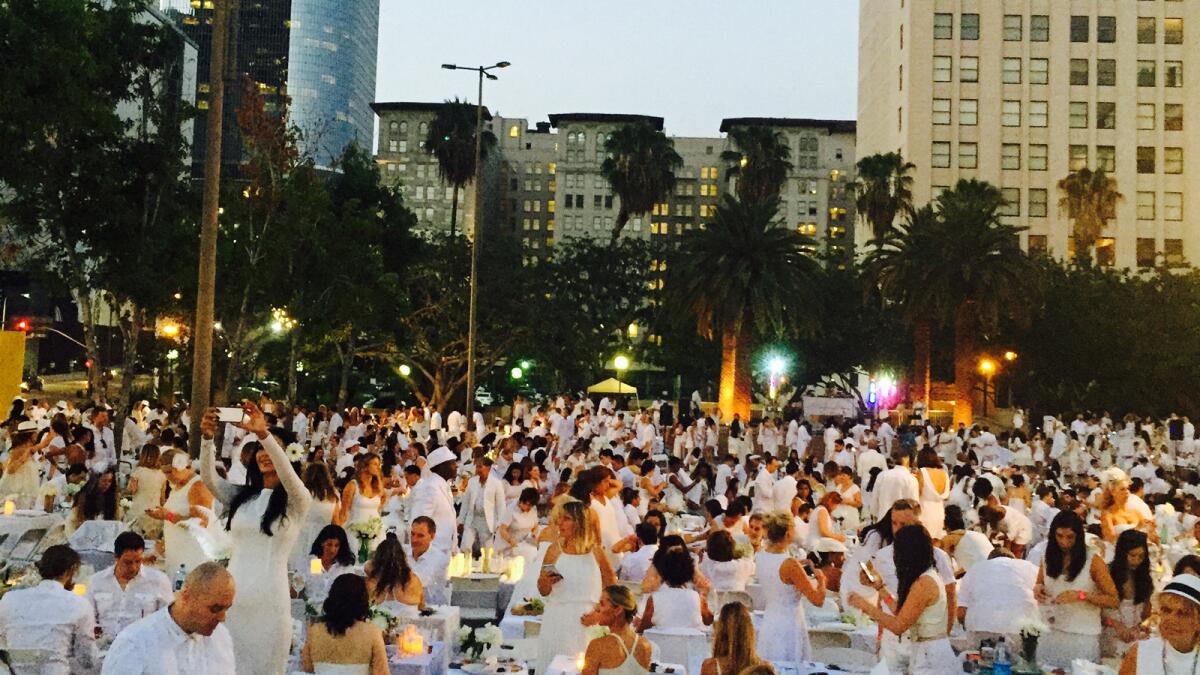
[408,446,458,553]
[1121,573,1200,675]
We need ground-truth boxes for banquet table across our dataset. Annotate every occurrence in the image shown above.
[0,510,64,561]
[287,640,447,675]
[544,653,689,675]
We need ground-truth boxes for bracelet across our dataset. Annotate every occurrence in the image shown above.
[1078,590,1087,602]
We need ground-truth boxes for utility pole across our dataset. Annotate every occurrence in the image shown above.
[189,0,237,456]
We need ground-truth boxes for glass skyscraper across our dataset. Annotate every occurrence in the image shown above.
[160,0,379,173]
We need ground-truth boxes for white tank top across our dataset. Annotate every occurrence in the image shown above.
[598,634,648,675]
[1043,555,1101,635]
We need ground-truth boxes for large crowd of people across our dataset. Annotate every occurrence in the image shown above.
[0,392,1197,675]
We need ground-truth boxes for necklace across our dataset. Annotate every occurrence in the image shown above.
[1161,640,1200,675]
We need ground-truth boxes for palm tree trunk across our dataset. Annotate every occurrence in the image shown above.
[913,320,931,409]
[952,301,976,427]
[718,323,753,424]
[609,209,629,245]
[449,186,459,238]
[336,330,356,410]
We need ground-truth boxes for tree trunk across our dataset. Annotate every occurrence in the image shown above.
[952,301,977,427]
[221,282,253,402]
[449,186,459,238]
[118,303,143,414]
[609,208,629,245]
[718,322,753,424]
[286,328,299,405]
[336,330,356,410]
[74,289,104,404]
[913,320,932,408]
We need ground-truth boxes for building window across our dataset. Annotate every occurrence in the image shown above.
[388,139,398,152]
[1097,146,1116,173]
[1002,143,1021,170]
[1071,16,1089,42]
[961,13,979,40]
[1165,61,1183,87]
[1030,15,1050,42]
[1069,102,1088,128]
[1029,188,1048,217]
[1070,145,1089,171]
[932,142,951,168]
[1030,58,1049,85]
[1165,192,1183,221]
[1138,61,1156,87]
[1138,16,1156,44]
[1137,191,1157,220]
[1002,58,1022,84]
[959,99,978,125]
[1097,102,1116,129]
[933,56,952,82]
[1096,238,1115,266]
[932,98,951,125]
[1070,59,1089,86]
[1002,100,1021,126]
[1137,238,1156,267]
[1165,147,1183,174]
[1097,16,1116,43]
[1137,146,1156,173]
[1028,235,1048,252]
[1097,59,1116,86]
[1003,15,1022,41]
[934,13,953,39]
[399,121,408,133]
[1165,18,1184,44]
[1165,239,1185,266]
[1165,104,1183,131]
[1030,144,1048,171]
[1000,188,1020,216]
[959,142,978,169]
[1138,103,1157,130]
[1029,101,1048,127]
[960,56,978,82]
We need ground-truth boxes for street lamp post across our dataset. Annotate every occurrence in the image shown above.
[978,358,997,418]
[441,60,509,421]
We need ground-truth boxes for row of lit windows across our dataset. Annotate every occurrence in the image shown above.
[520,218,554,231]
[1025,236,1184,269]
[522,162,555,175]
[932,13,1183,44]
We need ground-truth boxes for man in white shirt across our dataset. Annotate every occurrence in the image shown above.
[291,405,308,445]
[409,447,458,553]
[407,516,450,606]
[86,408,117,471]
[458,458,506,553]
[101,562,235,675]
[617,523,659,582]
[752,455,777,512]
[871,459,920,521]
[1127,478,1154,521]
[88,532,173,640]
[856,442,888,482]
[957,551,1039,644]
[772,462,800,514]
[0,545,99,675]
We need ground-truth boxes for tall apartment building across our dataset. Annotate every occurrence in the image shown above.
[159,0,380,172]
[859,1,1199,268]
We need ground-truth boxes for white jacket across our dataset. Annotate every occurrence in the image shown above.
[409,473,457,553]
[459,472,506,532]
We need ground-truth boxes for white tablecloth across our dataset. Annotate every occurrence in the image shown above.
[288,640,446,675]
[0,511,64,559]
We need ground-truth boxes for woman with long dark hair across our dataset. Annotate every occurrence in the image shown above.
[300,573,388,675]
[849,525,958,674]
[200,404,312,675]
[303,524,357,605]
[70,468,120,532]
[365,534,424,612]
[291,462,344,572]
[1035,510,1119,667]
[1102,529,1152,658]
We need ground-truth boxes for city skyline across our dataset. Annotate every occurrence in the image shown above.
[376,1,859,137]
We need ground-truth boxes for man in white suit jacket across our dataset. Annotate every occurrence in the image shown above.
[459,457,506,553]
[409,446,459,553]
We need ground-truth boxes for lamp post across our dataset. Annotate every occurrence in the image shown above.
[441,60,509,422]
[613,354,630,398]
[978,358,997,418]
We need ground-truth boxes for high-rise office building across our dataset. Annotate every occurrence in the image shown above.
[859,1,1199,268]
[160,0,379,172]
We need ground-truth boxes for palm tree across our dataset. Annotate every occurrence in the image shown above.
[600,121,682,244]
[867,180,1035,425]
[424,98,497,237]
[720,125,793,202]
[667,195,820,423]
[1057,168,1122,260]
[854,152,916,241]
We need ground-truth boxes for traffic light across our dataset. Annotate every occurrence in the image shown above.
[12,318,29,333]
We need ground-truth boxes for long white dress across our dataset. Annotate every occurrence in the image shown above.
[918,468,951,539]
[202,435,312,675]
[162,474,212,576]
[907,569,959,675]
[0,453,41,509]
[127,466,167,539]
[291,497,337,571]
[344,484,384,553]
[754,551,812,664]
[537,551,602,674]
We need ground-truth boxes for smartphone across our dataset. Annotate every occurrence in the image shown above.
[216,407,247,424]
[859,561,878,584]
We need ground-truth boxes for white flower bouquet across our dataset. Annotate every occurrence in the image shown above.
[1018,618,1048,638]
[285,443,305,463]
[63,483,82,497]
[457,623,502,660]
[347,516,384,541]
[733,541,753,560]
[369,605,401,635]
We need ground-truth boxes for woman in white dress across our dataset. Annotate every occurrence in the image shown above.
[755,512,826,664]
[1035,510,1120,668]
[126,445,166,538]
[200,404,313,675]
[292,462,344,571]
[700,530,755,592]
[300,573,389,675]
[638,546,712,630]
[849,525,959,675]
[495,487,540,560]
[536,500,614,675]
[339,452,387,554]
[1102,530,1152,658]
[916,449,951,539]
[145,447,215,576]
[0,421,44,508]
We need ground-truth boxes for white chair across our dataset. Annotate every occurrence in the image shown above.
[643,628,708,675]
[811,646,878,673]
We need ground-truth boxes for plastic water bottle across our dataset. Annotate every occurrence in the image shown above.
[174,564,186,592]
[993,637,1012,675]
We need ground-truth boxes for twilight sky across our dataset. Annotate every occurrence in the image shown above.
[376,1,859,138]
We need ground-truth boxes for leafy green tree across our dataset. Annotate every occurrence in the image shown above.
[1057,168,1122,259]
[854,152,915,241]
[720,125,793,203]
[424,99,497,237]
[600,121,682,244]
[666,196,820,422]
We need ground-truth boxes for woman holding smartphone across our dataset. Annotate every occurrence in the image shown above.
[536,499,615,675]
[754,512,826,664]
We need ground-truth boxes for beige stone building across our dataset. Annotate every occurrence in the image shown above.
[859,0,1199,268]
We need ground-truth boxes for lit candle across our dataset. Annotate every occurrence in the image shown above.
[576,651,585,671]
[72,583,86,596]
[3,500,13,516]
[310,558,323,575]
